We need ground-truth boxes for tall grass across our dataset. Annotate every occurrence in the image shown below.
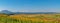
[0,14,60,23]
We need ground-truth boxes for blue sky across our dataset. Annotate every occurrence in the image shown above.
[0,0,60,12]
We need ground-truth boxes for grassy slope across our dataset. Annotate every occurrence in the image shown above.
[0,14,60,23]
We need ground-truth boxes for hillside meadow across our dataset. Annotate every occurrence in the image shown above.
[0,14,60,23]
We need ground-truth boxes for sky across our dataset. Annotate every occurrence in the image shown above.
[0,0,60,12]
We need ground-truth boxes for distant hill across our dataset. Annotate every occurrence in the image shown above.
[0,10,14,14]
[0,10,58,14]
[15,12,57,14]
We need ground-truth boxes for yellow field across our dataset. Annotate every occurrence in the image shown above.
[9,14,60,23]
[0,14,60,23]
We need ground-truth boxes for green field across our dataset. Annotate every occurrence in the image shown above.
[0,14,60,23]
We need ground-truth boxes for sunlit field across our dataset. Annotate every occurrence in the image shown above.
[0,14,60,23]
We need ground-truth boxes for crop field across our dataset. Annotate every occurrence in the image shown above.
[0,14,60,23]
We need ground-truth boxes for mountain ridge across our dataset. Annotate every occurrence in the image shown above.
[0,10,59,14]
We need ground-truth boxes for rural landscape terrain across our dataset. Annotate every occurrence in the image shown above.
[0,10,60,23]
[0,0,60,23]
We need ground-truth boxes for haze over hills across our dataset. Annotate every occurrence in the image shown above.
[0,10,14,14]
[0,10,59,14]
